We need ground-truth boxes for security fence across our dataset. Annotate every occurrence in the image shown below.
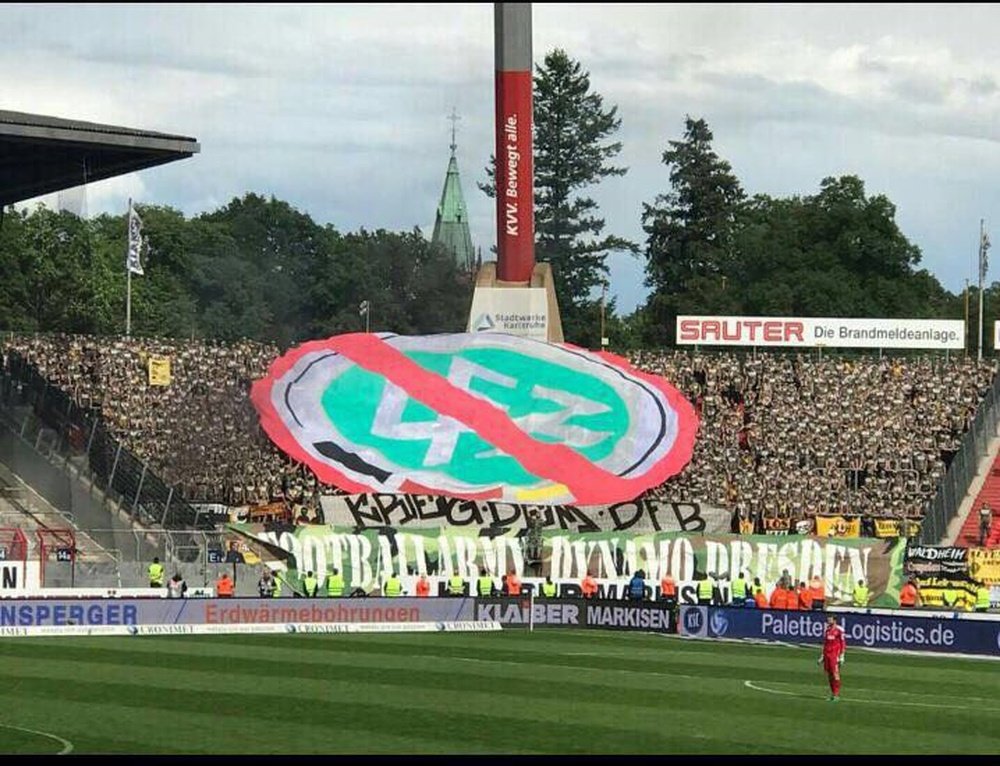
[921,370,1000,544]
[36,554,267,595]
[0,352,214,541]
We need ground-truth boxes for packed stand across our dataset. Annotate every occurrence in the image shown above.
[1,333,328,520]
[630,350,996,530]
[2,335,996,531]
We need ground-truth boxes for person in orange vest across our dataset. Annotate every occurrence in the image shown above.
[753,580,768,609]
[798,581,813,611]
[215,572,235,598]
[786,582,800,611]
[415,574,431,598]
[660,571,677,608]
[899,578,920,608]
[506,569,521,597]
[809,575,826,611]
[769,580,788,610]
[581,572,599,599]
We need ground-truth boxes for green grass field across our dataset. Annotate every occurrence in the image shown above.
[0,629,998,754]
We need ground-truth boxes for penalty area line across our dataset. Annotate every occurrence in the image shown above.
[0,722,74,755]
[743,680,1000,712]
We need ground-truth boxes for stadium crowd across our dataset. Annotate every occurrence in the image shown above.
[1,334,326,519]
[632,350,996,530]
[1,335,996,530]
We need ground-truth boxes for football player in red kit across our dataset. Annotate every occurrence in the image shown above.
[818,614,846,701]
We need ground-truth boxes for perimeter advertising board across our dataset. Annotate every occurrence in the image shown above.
[676,316,964,350]
[474,597,675,632]
[679,605,1000,656]
[0,598,476,627]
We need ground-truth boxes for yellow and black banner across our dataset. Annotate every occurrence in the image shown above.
[874,519,922,538]
[815,516,861,538]
[148,356,172,386]
[763,517,790,535]
[913,576,977,610]
[968,548,1000,585]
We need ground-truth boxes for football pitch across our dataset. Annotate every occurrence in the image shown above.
[0,629,997,754]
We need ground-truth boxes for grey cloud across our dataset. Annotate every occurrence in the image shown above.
[9,3,1000,314]
[887,74,950,106]
[964,75,998,97]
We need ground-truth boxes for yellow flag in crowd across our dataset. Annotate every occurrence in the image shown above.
[148,356,171,386]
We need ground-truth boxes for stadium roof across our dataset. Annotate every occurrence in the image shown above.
[0,110,200,207]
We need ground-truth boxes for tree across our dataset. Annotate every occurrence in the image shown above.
[731,176,951,320]
[641,116,745,344]
[481,49,637,346]
[197,194,323,347]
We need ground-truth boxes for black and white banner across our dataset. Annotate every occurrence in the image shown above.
[320,493,732,535]
[905,545,969,577]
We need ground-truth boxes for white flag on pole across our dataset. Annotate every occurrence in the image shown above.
[127,202,145,276]
[982,228,991,283]
[359,300,369,316]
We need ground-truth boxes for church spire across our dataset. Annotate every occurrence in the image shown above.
[432,108,475,273]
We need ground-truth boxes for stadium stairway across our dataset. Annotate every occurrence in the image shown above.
[948,437,1000,548]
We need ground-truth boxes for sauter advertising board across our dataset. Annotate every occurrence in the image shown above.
[676,316,964,350]
[679,606,1000,657]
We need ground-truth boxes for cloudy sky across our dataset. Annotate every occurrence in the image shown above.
[7,3,1000,313]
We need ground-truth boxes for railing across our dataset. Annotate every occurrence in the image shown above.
[921,372,1000,543]
[24,528,238,589]
[0,352,215,540]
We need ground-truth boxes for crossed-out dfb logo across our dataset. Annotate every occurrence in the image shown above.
[682,606,707,637]
[709,611,729,637]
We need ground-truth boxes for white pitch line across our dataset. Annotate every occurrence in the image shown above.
[0,722,74,755]
[451,655,704,681]
[743,680,1000,713]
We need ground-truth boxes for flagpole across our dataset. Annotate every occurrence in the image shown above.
[979,218,985,362]
[965,278,970,358]
[126,198,132,337]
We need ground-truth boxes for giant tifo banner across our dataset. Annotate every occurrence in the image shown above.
[319,493,732,534]
[679,606,1000,657]
[676,316,965,350]
[229,525,906,607]
[251,333,698,505]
